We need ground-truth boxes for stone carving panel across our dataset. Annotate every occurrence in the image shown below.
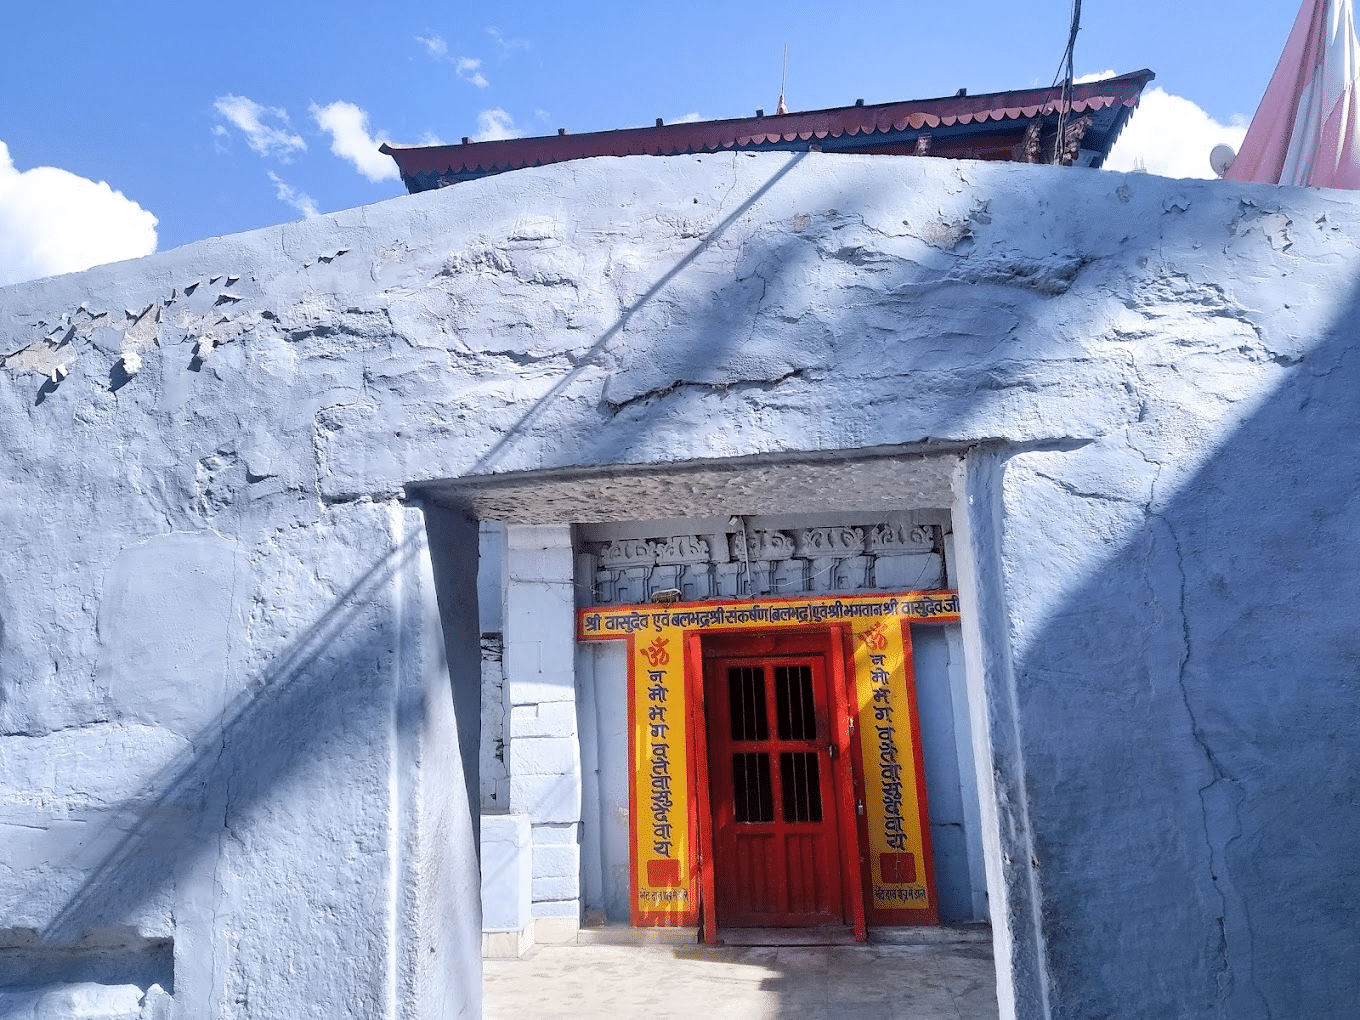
[596,538,658,568]
[656,535,710,564]
[583,521,945,605]
[867,523,933,554]
[794,527,865,557]
[678,562,714,601]
[730,530,795,561]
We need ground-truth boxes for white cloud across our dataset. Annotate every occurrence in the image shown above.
[213,94,306,160]
[1075,69,1117,85]
[475,109,522,142]
[416,33,449,59]
[310,101,399,182]
[487,26,531,56]
[417,33,491,86]
[0,141,158,287]
[267,171,319,219]
[672,112,704,124]
[1104,86,1249,179]
[456,57,490,88]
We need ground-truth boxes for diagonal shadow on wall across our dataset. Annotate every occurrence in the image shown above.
[40,534,422,946]
[468,151,809,475]
[991,275,1360,1020]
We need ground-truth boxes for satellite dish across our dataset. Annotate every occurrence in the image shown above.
[1210,144,1237,178]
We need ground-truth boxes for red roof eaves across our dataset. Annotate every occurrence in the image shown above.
[382,69,1154,179]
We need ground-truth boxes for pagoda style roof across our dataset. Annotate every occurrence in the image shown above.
[382,69,1155,194]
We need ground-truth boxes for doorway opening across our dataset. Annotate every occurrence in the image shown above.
[701,631,851,929]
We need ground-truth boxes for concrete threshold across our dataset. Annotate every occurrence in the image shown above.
[716,923,992,947]
[871,922,993,945]
[570,922,991,948]
[572,924,698,947]
[717,926,857,946]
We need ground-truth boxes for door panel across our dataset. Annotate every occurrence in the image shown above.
[706,650,845,926]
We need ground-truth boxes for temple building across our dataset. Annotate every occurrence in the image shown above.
[4,66,1360,1020]
[393,72,1155,954]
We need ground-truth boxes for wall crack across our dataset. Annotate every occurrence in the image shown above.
[602,366,816,415]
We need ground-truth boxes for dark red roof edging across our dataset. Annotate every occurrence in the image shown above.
[382,69,1154,181]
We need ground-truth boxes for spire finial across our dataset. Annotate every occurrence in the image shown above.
[776,44,789,115]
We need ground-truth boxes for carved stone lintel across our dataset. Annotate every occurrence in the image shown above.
[650,564,681,593]
[714,561,744,600]
[832,555,871,592]
[867,523,933,555]
[806,556,840,594]
[743,560,771,597]
[769,557,805,596]
[874,552,943,590]
[794,527,865,558]
[594,534,710,568]
[655,535,710,564]
[587,520,944,604]
[611,565,650,606]
[595,538,657,567]
[678,562,714,601]
[593,569,618,605]
[730,530,795,561]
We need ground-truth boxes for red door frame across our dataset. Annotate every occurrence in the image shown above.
[691,627,869,942]
[830,625,870,941]
[685,632,721,944]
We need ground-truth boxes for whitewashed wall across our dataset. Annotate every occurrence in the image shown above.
[2,150,1358,1019]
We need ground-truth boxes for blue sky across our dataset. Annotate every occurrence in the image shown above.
[0,1,1300,285]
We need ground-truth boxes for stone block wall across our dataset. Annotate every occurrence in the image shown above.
[501,525,583,935]
[480,813,532,958]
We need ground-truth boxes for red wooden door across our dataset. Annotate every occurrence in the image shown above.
[705,649,845,926]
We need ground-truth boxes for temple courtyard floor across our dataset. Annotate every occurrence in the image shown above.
[483,929,999,1020]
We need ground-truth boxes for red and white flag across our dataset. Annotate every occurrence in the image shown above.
[1227,0,1360,187]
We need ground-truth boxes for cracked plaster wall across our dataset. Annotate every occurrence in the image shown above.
[0,150,1358,1019]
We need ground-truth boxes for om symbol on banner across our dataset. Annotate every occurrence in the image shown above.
[643,637,671,666]
[862,621,889,651]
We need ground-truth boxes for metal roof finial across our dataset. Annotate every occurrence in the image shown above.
[776,44,789,115]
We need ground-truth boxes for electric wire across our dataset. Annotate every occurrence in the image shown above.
[1045,0,1084,163]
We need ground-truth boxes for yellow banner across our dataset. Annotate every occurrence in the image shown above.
[852,620,931,912]
[631,633,692,924]
[579,592,960,639]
